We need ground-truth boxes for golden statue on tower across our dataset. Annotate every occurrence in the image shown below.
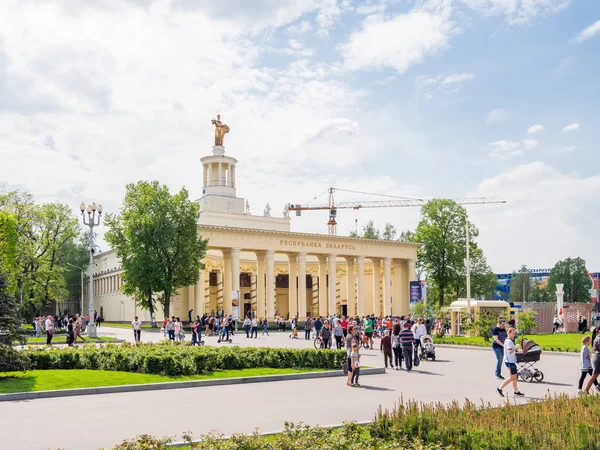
[211,114,230,146]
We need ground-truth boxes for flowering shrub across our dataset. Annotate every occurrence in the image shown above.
[21,342,346,376]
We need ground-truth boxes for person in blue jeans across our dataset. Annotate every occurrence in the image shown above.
[492,318,507,379]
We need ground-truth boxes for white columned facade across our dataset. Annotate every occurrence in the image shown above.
[328,254,337,316]
[256,251,266,320]
[231,248,241,309]
[345,257,356,317]
[266,250,275,320]
[218,162,222,185]
[392,261,402,315]
[356,256,365,317]
[187,284,195,318]
[383,258,391,316]
[223,250,233,316]
[288,254,298,318]
[297,252,307,319]
[318,256,328,317]
[371,258,381,317]
[396,260,409,315]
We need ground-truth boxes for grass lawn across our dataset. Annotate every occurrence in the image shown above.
[439,332,591,352]
[0,368,327,394]
[25,336,116,344]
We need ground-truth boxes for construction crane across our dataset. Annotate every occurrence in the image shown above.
[288,187,506,235]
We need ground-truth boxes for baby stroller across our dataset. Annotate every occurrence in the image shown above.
[516,339,543,382]
[217,326,233,343]
[419,334,436,361]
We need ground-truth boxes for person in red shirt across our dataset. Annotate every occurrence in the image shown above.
[340,316,348,337]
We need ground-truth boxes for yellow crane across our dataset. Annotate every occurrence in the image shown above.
[288,187,506,235]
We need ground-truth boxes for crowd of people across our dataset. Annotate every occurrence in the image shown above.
[31,312,95,346]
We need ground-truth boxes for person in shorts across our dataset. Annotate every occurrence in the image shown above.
[496,327,524,397]
[584,329,600,394]
[363,316,374,349]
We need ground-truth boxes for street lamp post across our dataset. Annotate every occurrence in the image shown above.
[465,222,471,316]
[65,262,84,314]
[80,201,103,338]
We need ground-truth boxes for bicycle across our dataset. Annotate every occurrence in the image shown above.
[314,336,323,349]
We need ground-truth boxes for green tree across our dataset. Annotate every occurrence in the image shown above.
[0,270,28,371]
[516,309,538,338]
[0,191,80,316]
[509,266,536,303]
[449,246,497,300]
[547,257,591,303]
[414,199,480,307]
[0,211,18,293]
[382,223,396,240]
[398,229,415,242]
[530,284,551,302]
[60,233,90,313]
[105,181,208,319]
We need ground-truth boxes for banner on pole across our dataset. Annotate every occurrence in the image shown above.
[410,281,422,304]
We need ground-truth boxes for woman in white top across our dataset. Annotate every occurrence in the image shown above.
[496,327,524,397]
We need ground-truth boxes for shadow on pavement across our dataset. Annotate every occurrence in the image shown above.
[412,370,443,376]
[358,385,395,392]
[541,381,572,387]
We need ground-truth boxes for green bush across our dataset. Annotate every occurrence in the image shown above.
[20,342,346,376]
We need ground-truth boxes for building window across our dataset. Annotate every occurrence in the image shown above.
[209,271,219,287]
[306,275,313,289]
[240,273,252,288]
[276,274,289,289]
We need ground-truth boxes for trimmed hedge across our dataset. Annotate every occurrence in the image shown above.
[20,342,347,376]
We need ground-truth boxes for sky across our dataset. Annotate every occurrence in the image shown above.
[0,0,599,274]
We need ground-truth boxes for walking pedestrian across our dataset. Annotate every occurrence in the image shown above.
[411,317,427,355]
[584,329,600,394]
[578,336,599,394]
[399,321,414,372]
[251,316,258,338]
[166,318,175,340]
[333,319,344,349]
[67,318,74,346]
[350,342,361,387]
[73,314,86,344]
[314,317,322,340]
[496,327,524,397]
[173,317,183,342]
[304,316,312,340]
[320,320,331,349]
[192,315,202,345]
[132,316,142,343]
[492,318,507,380]
[45,315,54,345]
[346,325,357,386]
[380,329,393,369]
[392,324,402,370]
[363,316,374,349]
[261,318,269,336]
[243,316,251,338]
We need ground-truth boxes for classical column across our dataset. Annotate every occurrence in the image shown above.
[223,250,233,316]
[266,250,275,320]
[328,254,337,316]
[288,254,298,319]
[371,258,381,317]
[392,261,402,315]
[195,268,204,315]
[396,260,409,315]
[311,274,319,318]
[318,256,328,317]
[187,284,195,319]
[298,252,307,320]
[356,256,365,317]
[218,162,223,185]
[345,257,356,317]
[408,260,417,283]
[256,251,266,320]
[383,258,391,316]
[231,248,240,314]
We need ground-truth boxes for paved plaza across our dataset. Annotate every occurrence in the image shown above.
[2,327,582,449]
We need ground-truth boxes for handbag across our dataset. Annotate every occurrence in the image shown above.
[343,362,349,375]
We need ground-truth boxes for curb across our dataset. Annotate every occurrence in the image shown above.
[437,343,579,357]
[16,339,124,347]
[0,367,385,402]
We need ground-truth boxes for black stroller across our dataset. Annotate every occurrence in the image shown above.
[516,339,544,382]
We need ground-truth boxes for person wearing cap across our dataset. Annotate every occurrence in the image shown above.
[492,318,507,380]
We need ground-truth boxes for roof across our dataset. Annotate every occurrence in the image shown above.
[197,224,421,246]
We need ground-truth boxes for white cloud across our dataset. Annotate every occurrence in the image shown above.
[415,72,475,98]
[561,146,577,153]
[523,139,538,150]
[527,124,544,134]
[470,162,600,272]
[562,123,580,132]
[461,0,572,26]
[287,20,313,34]
[574,20,600,43]
[341,8,458,73]
[486,108,508,124]
[488,140,521,159]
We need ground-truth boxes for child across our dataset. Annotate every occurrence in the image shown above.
[496,327,524,397]
[578,336,599,394]
[289,326,298,339]
[350,342,361,387]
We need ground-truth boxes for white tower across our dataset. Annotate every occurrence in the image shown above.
[199,144,245,214]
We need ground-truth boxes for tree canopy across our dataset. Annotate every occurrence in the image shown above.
[547,257,591,303]
[105,181,208,318]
